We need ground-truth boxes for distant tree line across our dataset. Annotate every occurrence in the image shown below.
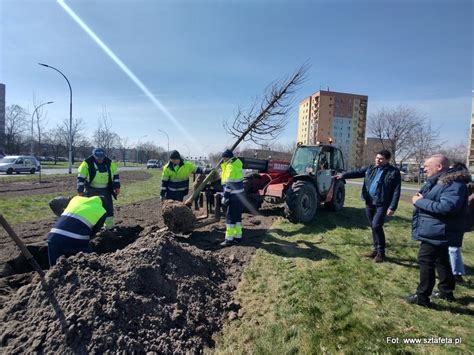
[368,105,469,168]
[1,103,168,165]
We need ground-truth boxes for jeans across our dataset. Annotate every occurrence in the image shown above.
[417,242,455,300]
[365,205,387,253]
[448,247,465,276]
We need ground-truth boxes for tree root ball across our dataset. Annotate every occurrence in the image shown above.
[161,200,196,234]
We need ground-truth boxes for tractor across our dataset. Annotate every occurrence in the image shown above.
[241,144,346,223]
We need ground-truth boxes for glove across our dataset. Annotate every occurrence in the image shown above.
[221,196,229,206]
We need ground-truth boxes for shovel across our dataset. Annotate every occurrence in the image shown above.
[0,214,45,278]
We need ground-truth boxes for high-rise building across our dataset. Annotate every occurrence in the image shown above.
[0,83,5,153]
[297,90,368,168]
[468,92,474,170]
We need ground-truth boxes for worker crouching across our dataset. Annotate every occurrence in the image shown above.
[220,149,244,247]
[47,196,107,266]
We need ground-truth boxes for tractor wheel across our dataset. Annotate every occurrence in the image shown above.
[325,180,345,211]
[284,180,317,223]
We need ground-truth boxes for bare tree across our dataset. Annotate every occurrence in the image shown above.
[224,64,308,145]
[439,142,469,163]
[44,126,66,164]
[93,107,117,156]
[368,105,425,166]
[410,121,442,178]
[4,105,28,154]
[75,137,92,160]
[116,136,130,166]
[187,64,308,205]
[60,117,84,163]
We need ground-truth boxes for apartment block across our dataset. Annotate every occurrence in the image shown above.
[297,90,368,168]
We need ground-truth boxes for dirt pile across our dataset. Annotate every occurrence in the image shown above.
[0,229,238,354]
[162,200,196,234]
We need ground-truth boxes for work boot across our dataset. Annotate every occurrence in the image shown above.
[363,250,377,258]
[220,239,234,247]
[374,252,385,263]
[432,291,455,302]
[234,238,242,244]
[405,293,431,308]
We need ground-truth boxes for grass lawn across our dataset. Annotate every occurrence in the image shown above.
[0,170,161,225]
[215,185,473,353]
[350,177,422,189]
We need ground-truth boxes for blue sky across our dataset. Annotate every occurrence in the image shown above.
[1,0,472,156]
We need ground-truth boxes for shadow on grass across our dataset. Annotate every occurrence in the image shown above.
[266,207,411,238]
[432,302,474,316]
[261,234,338,262]
[384,256,419,269]
[185,228,337,262]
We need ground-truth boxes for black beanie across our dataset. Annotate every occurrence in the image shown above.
[169,150,181,160]
[222,149,233,158]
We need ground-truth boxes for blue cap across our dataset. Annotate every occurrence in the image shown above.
[92,148,105,159]
[222,149,233,158]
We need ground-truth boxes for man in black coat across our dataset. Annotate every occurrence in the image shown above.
[406,154,469,307]
[338,149,401,262]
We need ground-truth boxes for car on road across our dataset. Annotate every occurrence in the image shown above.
[0,155,41,174]
[146,159,161,169]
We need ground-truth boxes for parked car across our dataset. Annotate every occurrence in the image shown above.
[147,159,161,169]
[0,155,41,174]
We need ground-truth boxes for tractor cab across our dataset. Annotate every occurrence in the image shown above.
[290,144,345,195]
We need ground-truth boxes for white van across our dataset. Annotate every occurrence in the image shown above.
[0,155,41,174]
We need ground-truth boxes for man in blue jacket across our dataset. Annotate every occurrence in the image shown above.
[338,149,401,262]
[406,154,469,307]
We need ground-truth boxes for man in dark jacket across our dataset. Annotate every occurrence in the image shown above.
[406,154,469,307]
[338,149,401,262]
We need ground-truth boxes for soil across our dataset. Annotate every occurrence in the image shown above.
[0,184,277,353]
[0,230,243,353]
[162,200,197,234]
[0,170,152,198]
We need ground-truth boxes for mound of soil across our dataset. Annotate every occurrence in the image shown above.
[162,200,196,234]
[0,229,239,354]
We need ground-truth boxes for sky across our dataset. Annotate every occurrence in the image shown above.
[1,0,472,157]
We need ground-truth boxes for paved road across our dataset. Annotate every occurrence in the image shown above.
[0,166,146,178]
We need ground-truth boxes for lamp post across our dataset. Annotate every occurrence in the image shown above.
[38,63,73,174]
[136,135,148,164]
[157,129,169,157]
[30,101,53,156]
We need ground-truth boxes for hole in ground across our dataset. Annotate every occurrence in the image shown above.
[1,225,144,278]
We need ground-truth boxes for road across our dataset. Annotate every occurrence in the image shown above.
[0,166,146,178]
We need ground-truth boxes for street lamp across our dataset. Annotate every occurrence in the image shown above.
[38,63,73,174]
[136,135,148,164]
[30,101,53,155]
[157,129,169,157]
